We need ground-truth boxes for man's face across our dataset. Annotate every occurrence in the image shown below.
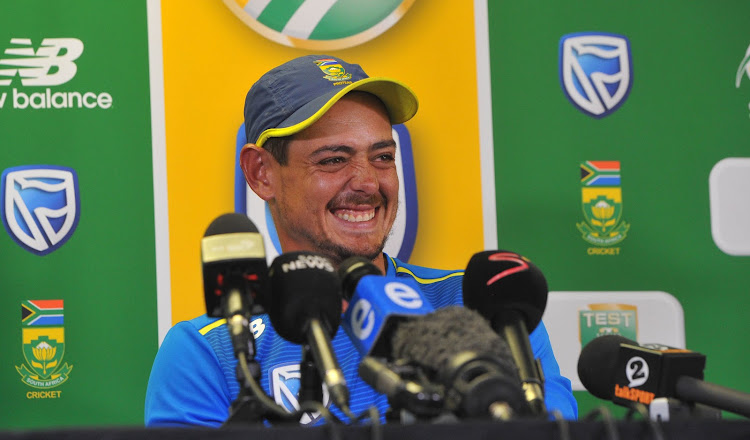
[268,92,399,263]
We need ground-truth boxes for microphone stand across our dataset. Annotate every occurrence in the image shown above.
[224,351,266,425]
[299,344,325,405]
[221,289,293,426]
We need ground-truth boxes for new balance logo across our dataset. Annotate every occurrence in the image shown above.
[0,38,112,110]
[0,38,83,86]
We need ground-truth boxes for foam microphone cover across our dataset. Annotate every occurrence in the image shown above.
[462,250,548,331]
[577,334,632,400]
[338,256,382,301]
[267,251,342,344]
[391,306,518,380]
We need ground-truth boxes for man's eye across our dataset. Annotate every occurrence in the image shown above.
[319,157,345,165]
[374,153,395,162]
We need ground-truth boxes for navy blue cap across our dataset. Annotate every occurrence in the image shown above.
[243,55,418,147]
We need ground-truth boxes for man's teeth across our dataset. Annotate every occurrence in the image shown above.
[336,211,375,222]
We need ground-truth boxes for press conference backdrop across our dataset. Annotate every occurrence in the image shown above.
[1,0,748,430]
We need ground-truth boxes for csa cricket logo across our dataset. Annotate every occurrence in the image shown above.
[560,32,633,118]
[16,300,73,390]
[223,0,416,50]
[577,161,630,246]
[1,165,80,256]
[315,58,351,81]
[579,303,638,348]
[270,363,330,425]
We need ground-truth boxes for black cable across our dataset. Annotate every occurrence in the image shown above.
[237,355,296,421]
[550,409,571,440]
[625,403,666,440]
[583,406,619,440]
[297,400,344,425]
[340,404,356,424]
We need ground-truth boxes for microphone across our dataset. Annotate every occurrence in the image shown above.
[578,335,750,418]
[462,250,548,416]
[391,306,528,420]
[338,257,443,418]
[339,257,435,358]
[201,213,267,359]
[267,251,351,416]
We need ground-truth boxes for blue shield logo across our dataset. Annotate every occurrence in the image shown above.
[270,363,330,425]
[559,32,633,118]
[1,165,80,256]
[234,123,418,264]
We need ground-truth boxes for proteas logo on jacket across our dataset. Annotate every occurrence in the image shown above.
[223,0,416,50]
[577,161,630,249]
[16,300,73,391]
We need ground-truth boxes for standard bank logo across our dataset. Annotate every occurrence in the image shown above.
[559,32,633,118]
[1,165,81,256]
[0,38,112,110]
[270,363,330,425]
[223,0,416,50]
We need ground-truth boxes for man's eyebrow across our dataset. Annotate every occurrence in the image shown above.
[372,140,397,151]
[310,140,397,157]
[310,145,355,157]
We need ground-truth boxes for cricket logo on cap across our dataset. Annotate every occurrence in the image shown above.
[223,0,416,50]
[315,58,351,82]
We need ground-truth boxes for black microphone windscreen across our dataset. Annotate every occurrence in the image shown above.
[267,252,342,344]
[201,213,267,317]
[391,306,517,379]
[338,256,382,301]
[391,307,528,418]
[462,250,548,331]
[577,334,633,400]
[204,212,259,236]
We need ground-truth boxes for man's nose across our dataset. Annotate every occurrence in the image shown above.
[348,161,379,193]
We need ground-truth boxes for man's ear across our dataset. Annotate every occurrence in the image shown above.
[239,144,276,201]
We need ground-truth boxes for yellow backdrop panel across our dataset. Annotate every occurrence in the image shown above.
[162,1,485,324]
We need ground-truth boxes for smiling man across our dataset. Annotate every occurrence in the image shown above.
[144,55,577,427]
[241,92,400,273]
[238,56,416,273]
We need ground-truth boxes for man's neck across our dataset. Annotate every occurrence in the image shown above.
[374,252,387,275]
